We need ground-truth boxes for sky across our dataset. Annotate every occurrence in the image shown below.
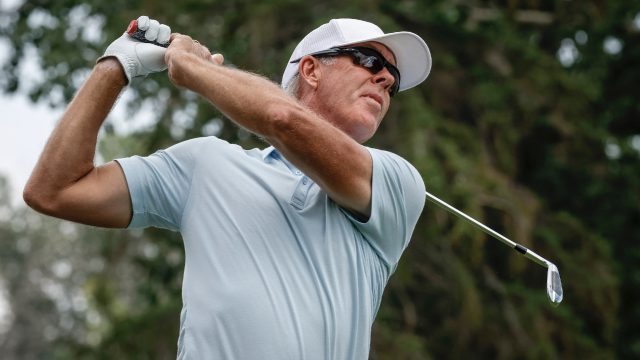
[0,94,60,205]
[0,0,58,205]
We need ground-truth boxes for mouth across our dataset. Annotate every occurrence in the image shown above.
[362,93,383,107]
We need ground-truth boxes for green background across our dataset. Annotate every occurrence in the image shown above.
[1,0,638,359]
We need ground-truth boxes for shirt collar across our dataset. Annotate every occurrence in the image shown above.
[261,146,277,160]
[261,146,300,175]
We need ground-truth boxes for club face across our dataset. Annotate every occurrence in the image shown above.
[546,263,563,305]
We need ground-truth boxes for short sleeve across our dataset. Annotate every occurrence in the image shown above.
[115,138,206,231]
[342,148,426,269]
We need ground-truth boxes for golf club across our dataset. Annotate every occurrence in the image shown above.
[425,190,563,305]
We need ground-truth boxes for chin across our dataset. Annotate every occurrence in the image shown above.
[349,124,378,143]
[356,121,381,142]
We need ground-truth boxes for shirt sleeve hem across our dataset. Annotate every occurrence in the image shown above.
[115,157,148,229]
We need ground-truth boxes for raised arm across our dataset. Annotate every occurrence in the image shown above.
[24,17,174,228]
[165,35,380,218]
[23,59,132,228]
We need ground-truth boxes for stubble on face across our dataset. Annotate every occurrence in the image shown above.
[320,42,397,143]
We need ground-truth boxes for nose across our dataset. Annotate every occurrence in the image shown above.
[372,68,395,94]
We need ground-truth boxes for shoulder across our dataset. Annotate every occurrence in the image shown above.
[366,148,423,181]
[161,137,270,170]
[166,136,224,151]
[161,136,244,158]
[366,147,409,163]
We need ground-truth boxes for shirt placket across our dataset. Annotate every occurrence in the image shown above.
[271,150,314,210]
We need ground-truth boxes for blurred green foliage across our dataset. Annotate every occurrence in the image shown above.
[1,0,639,359]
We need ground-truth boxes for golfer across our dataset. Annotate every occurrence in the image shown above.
[24,15,431,359]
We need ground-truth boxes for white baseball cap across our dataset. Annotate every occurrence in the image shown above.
[282,18,432,93]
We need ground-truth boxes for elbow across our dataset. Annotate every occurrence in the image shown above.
[23,182,57,215]
[22,182,38,209]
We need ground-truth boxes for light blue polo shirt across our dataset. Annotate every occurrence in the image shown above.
[116,136,425,360]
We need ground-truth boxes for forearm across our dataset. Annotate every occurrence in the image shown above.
[24,59,126,205]
[169,52,301,137]
[168,53,343,174]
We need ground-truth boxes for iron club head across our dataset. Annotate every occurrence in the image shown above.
[424,190,565,306]
[546,263,564,305]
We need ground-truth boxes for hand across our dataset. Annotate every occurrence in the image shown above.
[98,16,171,84]
[165,33,224,87]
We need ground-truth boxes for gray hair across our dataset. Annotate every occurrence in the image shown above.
[283,56,337,98]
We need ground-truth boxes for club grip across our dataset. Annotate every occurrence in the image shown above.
[126,19,169,48]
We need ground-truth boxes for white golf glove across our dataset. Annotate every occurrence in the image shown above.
[98,16,171,84]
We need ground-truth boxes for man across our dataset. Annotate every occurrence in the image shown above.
[24,15,431,359]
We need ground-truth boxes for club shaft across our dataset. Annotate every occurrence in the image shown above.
[425,190,550,268]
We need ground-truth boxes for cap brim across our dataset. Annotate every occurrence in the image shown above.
[342,31,432,92]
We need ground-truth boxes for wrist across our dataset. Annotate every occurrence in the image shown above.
[167,51,202,88]
[95,58,128,86]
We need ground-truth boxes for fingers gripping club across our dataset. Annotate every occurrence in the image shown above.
[127,16,170,47]
[98,15,171,83]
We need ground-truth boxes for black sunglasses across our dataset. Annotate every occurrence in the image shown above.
[290,46,401,97]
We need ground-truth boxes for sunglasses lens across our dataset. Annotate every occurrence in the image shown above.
[351,48,400,97]
[361,55,384,72]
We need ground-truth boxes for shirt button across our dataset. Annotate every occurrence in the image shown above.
[295,170,302,176]
[302,177,308,185]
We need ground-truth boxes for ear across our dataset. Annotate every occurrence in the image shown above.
[298,56,322,90]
